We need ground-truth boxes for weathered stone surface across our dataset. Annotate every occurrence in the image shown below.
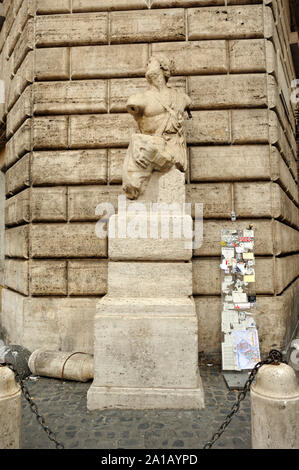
[194,219,275,257]
[32,150,108,185]
[8,51,34,110]
[5,259,29,295]
[275,254,299,295]
[5,154,30,196]
[36,13,108,47]
[30,223,107,258]
[108,149,126,184]
[5,189,30,226]
[5,225,29,259]
[13,18,34,73]
[108,262,192,297]
[271,184,299,228]
[189,74,267,109]
[71,44,148,79]
[36,0,72,13]
[109,214,193,261]
[31,187,67,222]
[6,87,32,137]
[273,221,299,255]
[110,76,186,113]
[69,114,137,148]
[33,81,108,114]
[7,0,35,57]
[186,183,232,218]
[68,186,120,221]
[231,109,269,143]
[6,120,31,168]
[271,147,298,203]
[92,297,200,389]
[0,366,21,449]
[35,47,70,80]
[110,9,185,43]
[152,41,228,75]
[30,260,67,295]
[234,182,272,218]
[68,260,108,296]
[32,117,68,149]
[229,39,266,72]
[194,296,222,356]
[186,111,230,144]
[188,5,264,40]
[0,289,99,352]
[72,0,216,10]
[190,145,270,181]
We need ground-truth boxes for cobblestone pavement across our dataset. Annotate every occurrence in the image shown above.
[21,365,251,450]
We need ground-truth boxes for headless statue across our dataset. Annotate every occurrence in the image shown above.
[122,54,192,200]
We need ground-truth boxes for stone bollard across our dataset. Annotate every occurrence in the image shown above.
[251,362,299,449]
[0,366,21,449]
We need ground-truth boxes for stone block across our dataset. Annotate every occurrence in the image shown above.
[30,223,107,258]
[72,0,149,10]
[33,81,108,115]
[5,259,29,295]
[68,186,121,222]
[193,257,275,295]
[5,154,30,195]
[194,296,222,356]
[30,260,67,295]
[32,117,68,149]
[188,5,264,40]
[91,297,201,390]
[108,149,126,184]
[6,120,31,168]
[5,189,30,226]
[110,9,185,43]
[35,47,70,80]
[234,182,272,218]
[190,145,270,181]
[71,44,148,79]
[109,213,193,261]
[5,225,29,259]
[36,0,72,14]
[152,40,228,75]
[36,13,108,47]
[69,114,137,148]
[8,51,34,110]
[0,289,99,352]
[186,183,232,218]
[68,260,108,296]
[108,261,192,297]
[110,76,186,113]
[273,221,299,255]
[6,87,32,137]
[229,39,266,72]
[271,147,298,203]
[32,150,108,185]
[271,184,299,228]
[7,0,35,57]
[275,255,299,295]
[189,74,267,109]
[194,219,274,257]
[13,19,34,73]
[231,109,269,143]
[186,111,230,144]
[31,187,67,222]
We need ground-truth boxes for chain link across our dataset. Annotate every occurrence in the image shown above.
[203,349,285,449]
[1,362,65,449]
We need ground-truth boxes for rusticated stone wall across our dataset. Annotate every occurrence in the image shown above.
[0,0,298,360]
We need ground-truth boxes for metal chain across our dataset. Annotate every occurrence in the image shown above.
[1,362,65,449]
[203,349,285,449]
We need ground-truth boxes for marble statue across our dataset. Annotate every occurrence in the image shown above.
[122,54,192,200]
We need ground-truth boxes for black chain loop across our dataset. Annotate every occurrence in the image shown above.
[1,362,65,449]
[203,349,285,449]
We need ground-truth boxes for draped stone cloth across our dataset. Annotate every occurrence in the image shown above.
[122,87,188,200]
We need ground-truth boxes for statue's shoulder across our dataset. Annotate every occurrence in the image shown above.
[169,86,192,109]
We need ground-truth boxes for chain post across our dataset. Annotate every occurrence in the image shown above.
[1,362,65,449]
[203,349,285,449]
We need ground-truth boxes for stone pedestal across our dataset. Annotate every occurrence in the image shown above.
[87,168,205,410]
